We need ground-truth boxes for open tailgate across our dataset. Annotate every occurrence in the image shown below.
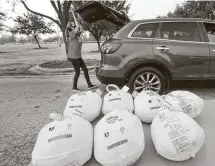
[75,1,130,26]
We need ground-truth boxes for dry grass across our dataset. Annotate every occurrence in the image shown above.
[0,43,100,75]
[39,59,98,69]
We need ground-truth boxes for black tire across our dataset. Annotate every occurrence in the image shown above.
[127,66,166,95]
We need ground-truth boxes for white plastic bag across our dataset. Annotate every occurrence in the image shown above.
[162,90,204,118]
[151,111,205,161]
[134,90,164,123]
[31,113,93,166]
[63,89,103,122]
[102,84,134,115]
[94,108,145,166]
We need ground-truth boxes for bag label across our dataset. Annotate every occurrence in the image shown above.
[72,109,82,117]
[169,93,194,114]
[150,106,161,110]
[75,109,82,114]
[104,132,110,138]
[159,112,192,154]
[72,113,81,117]
[124,157,138,166]
[106,116,123,124]
[64,160,81,166]
[48,134,72,143]
[69,105,82,108]
[107,139,128,150]
[146,91,156,96]
[161,101,172,110]
[49,127,55,131]
[172,135,191,154]
[109,98,121,101]
[120,127,125,134]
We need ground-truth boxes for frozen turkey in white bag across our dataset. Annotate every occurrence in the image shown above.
[151,111,205,161]
[94,108,145,166]
[63,88,103,122]
[31,113,93,166]
[134,90,164,123]
[162,90,204,118]
[102,84,134,115]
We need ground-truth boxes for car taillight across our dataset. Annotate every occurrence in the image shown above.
[101,42,122,54]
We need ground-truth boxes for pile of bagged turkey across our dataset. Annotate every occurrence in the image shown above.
[31,84,205,166]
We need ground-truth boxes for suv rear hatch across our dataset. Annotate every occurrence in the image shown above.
[76,1,130,26]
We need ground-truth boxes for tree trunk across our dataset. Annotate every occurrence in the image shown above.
[96,38,101,51]
[61,27,68,57]
[34,35,41,48]
[63,31,68,54]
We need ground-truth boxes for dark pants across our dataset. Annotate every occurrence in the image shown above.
[68,58,92,89]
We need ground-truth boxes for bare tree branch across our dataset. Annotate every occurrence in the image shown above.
[63,1,68,25]
[50,1,63,26]
[57,1,63,17]
[21,0,60,27]
[50,1,60,16]
[67,1,73,10]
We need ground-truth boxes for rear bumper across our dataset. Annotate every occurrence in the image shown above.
[96,73,125,85]
[95,62,125,85]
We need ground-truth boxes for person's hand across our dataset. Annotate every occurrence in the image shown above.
[71,7,75,15]
[77,12,81,18]
[71,5,74,11]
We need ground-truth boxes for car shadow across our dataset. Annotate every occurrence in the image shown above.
[170,80,215,89]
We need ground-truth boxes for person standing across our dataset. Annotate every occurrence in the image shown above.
[66,9,96,92]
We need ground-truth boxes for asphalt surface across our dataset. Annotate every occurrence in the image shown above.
[1,75,215,166]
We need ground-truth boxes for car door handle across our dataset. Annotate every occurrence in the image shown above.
[212,50,215,52]
[156,47,169,50]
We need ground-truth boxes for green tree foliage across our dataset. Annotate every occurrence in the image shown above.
[8,0,76,54]
[26,35,42,43]
[0,34,17,44]
[11,12,55,48]
[166,1,215,19]
[17,36,29,44]
[43,36,63,43]
[0,11,6,31]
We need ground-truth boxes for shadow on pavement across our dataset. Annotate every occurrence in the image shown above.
[170,80,215,89]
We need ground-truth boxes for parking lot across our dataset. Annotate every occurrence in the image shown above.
[0,75,215,166]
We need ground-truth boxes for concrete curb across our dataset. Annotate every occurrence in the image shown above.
[29,65,95,75]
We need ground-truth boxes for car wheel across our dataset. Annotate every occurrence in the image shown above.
[127,67,166,94]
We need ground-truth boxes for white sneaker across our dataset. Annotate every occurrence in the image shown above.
[72,88,81,92]
[88,85,97,90]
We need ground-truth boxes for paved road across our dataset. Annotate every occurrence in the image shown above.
[0,76,215,166]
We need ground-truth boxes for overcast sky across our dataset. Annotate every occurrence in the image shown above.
[0,0,185,38]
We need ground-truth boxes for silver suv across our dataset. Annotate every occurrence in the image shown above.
[96,18,215,94]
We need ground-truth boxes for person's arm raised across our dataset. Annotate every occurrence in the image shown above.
[71,10,80,32]
[72,12,84,36]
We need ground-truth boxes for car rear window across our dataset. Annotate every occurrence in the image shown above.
[130,23,159,38]
[157,22,201,42]
[113,22,136,39]
[203,22,215,43]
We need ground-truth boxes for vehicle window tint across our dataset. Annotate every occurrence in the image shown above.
[204,23,215,43]
[158,22,200,42]
[131,23,159,38]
